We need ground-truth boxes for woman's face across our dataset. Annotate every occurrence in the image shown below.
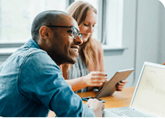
[79,10,97,43]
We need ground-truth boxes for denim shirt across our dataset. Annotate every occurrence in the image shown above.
[0,39,95,117]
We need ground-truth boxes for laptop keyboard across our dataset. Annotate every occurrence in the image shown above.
[111,108,149,117]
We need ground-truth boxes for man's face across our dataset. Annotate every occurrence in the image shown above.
[46,15,83,65]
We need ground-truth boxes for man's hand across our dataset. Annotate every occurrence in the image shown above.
[86,98,104,117]
[83,71,107,86]
[163,62,165,65]
[116,79,128,91]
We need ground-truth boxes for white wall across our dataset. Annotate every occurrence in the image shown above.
[159,1,165,63]
[104,0,165,87]
[135,0,164,85]
[104,0,137,87]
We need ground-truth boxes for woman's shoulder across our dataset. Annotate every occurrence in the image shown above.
[91,38,101,44]
[91,38,103,50]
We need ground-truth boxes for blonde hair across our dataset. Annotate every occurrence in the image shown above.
[64,1,97,78]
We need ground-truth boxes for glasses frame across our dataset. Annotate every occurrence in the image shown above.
[46,25,83,39]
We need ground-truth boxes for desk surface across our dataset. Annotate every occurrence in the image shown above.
[48,87,135,117]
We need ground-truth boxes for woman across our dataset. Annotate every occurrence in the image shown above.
[60,1,127,93]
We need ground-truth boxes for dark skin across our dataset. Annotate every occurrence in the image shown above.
[37,14,83,66]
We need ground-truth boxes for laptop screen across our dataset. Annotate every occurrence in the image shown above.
[131,63,165,117]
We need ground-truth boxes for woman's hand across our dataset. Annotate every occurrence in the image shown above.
[116,79,128,91]
[83,71,107,86]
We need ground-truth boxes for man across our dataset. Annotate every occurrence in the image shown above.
[0,10,104,117]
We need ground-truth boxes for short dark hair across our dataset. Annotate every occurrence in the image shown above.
[31,10,67,42]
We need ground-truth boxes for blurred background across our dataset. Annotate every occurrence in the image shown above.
[0,0,165,87]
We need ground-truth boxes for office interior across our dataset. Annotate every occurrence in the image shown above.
[0,0,165,88]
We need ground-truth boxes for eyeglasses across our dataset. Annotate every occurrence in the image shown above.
[46,25,83,39]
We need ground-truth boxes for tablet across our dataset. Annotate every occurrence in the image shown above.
[95,68,134,98]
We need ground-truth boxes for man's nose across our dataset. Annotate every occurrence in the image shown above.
[74,35,83,45]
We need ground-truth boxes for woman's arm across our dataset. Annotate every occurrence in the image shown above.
[60,64,87,91]
[65,77,87,92]
[65,71,107,92]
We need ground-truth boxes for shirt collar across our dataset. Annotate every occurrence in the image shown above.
[25,39,41,49]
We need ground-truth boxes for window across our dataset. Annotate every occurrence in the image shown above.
[0,0,124,49]
[102,0,124,48]
[0,0,68,43]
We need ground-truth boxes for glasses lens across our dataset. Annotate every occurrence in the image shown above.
[78,33,83,39]
[71,27,83,39]
[71,27,77,39]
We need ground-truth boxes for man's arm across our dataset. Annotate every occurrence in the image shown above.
[19,52,103,117]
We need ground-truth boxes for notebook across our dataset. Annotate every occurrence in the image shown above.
[103,62,165,117]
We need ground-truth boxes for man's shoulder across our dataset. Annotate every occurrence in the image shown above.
[15,39,46,57]
[15,45,46,58]
[9,46,50,68]
[25,47,46,57]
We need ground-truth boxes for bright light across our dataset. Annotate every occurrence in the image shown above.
[159,0,165,7]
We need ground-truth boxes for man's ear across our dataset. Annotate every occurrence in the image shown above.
[39,26,50,39]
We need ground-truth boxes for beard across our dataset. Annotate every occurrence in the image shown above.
[47,49,77,66]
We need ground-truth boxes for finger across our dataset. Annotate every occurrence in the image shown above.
[89,82,103,86]
[91,76,107,80]
[116,85,125,89]
[117,82,121,85]
[119,82,126,85]
[117,82,124,85]
[121,79,128,83]
[91,79,106,84]
[117,83,125,87]
[117,86,125,91]
[117,80,127,85]
[116,88,122,91]
[117,87,124,91]
[120,81,127,84]
[91,71,107,76]
[119,83,126,86]
[117,85,125,88]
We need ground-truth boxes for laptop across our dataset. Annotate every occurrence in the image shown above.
[82,68,134,102]
[103,62,165,117]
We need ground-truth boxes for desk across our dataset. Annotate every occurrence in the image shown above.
[48,87,135,117]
